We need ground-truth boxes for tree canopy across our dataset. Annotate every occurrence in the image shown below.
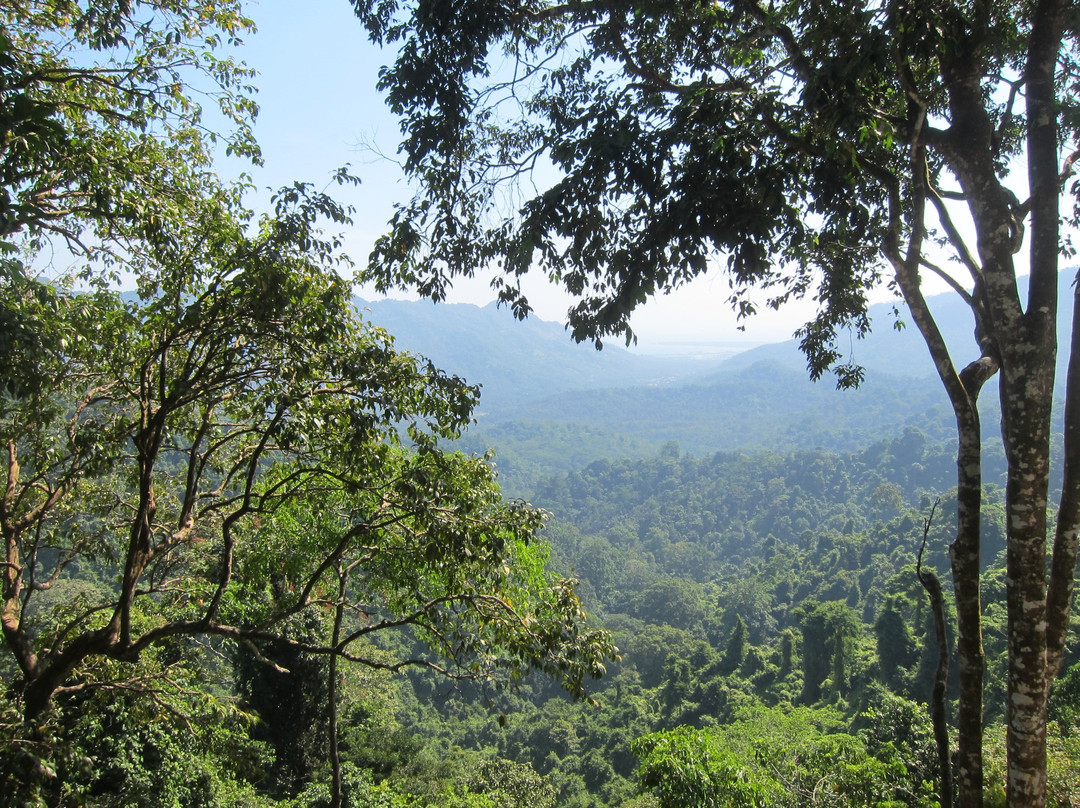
[0,3,613,804]
[0,0,258,250]
[354,1,1080,805]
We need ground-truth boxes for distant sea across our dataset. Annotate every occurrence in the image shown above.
[629,340,770,361]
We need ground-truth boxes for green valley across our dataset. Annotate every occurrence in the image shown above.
[4,2,1080,807]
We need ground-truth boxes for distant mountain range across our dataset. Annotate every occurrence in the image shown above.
[355,272,1073,490]
[724,270,1076,377]
[353,297,724,416]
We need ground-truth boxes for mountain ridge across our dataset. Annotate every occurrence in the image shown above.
[354,296,725,417]
[353,275,1072,489]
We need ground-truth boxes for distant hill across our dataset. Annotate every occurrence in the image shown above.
[722,269,1076,378]
[353,297,723,417]
[456,364,972,495]
[355,275,1072,491]
[509,360,957,452]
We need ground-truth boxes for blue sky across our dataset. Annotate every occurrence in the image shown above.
[229,2,837,350]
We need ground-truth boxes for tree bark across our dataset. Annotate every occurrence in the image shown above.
[999,2,1067,804]
[1001,369,1053,807]
[951,397,986,808]
[919,501,953,808]
[888,163,993,806]
[1047,272,1080,679]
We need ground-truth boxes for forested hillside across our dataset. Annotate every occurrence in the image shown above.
[6,2,1080,808]
[359,296,998,493]
[386,436,1079,808]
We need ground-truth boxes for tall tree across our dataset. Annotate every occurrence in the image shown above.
[1,171,612,798]
[1,3,613,802]
[353,1,1079,805]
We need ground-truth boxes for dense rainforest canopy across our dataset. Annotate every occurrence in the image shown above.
[2,1,1080,807]
[353,0,1080,804]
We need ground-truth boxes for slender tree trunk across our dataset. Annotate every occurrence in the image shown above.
[1000,355,1055,807]
[328,566,347,808]
[1000,2,1065,803]
[951,402,985,808]
[889,213,993,808]
[919,501,953,808]
[1047,272,1080,680]
[993,185,1055,808]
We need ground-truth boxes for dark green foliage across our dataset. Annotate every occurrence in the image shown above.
[660,655,693,713]
[719,617,747,676]
[632,578,706,631]
[796,601,860,703]
[381,440,1002,805]
[234,618,330,799]
[382,435,1080,807]
[875,599,918,688]
[778,630,796,679]
[1050,661,1080,737]
[0,654,270,808]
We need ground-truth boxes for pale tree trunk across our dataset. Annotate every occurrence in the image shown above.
[999,2,1068,804]
[922,3,1070,803]
[1000,357,1054,807]
[887,129,994,807]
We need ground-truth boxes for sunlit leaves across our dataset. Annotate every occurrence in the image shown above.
[3,173,611,762]
[0,0,257,259]
[633,704,937,808]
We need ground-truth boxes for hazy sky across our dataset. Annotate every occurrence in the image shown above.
[233,1,887,350]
